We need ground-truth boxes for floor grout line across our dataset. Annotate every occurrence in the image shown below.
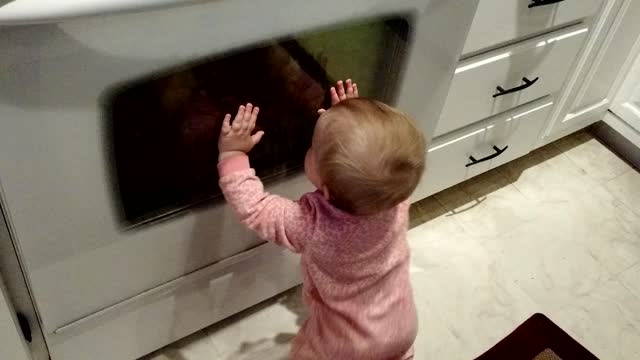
[617,266,640,304]
[601,172,640,219]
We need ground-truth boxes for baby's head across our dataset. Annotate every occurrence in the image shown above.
[305,98,426,215]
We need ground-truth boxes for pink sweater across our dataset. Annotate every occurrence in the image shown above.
[219,155,417,360]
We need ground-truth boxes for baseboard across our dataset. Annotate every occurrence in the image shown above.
[592,111,640,168]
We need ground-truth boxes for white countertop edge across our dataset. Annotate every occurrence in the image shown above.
[0,0,207,25]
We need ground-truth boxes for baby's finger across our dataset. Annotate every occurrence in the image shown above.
[330,87,340,105]
[317,108,326,114]
[353,83,359,97]
[232,105,245,130]
[221,114,232,134]
[251,131,265,145]
[345,79,354,97]
[243,103,253,132]
[336,80,346,100]
[249,106,259,131]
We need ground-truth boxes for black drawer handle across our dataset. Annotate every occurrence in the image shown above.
[466,145,509,167]
[493,77,539,98]
[529,0,565,8]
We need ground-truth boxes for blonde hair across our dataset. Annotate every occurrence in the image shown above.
[315,98,426,215]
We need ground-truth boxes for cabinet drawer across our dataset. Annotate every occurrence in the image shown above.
[413,97,553,200]
[463,0,602,56]
[435,24,587,137]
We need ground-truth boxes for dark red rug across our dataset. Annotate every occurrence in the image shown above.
[475,313,599,360]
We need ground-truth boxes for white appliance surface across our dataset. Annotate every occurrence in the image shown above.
[0,0,222,24]
[0,0,478,358]
[0,274,31,360]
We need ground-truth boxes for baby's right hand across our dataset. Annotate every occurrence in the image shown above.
[218,103,263,161]
[318,79,358,114]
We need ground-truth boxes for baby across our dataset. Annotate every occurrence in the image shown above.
[217,79,425,359]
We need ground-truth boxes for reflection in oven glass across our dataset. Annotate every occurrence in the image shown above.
[106,16,410,228]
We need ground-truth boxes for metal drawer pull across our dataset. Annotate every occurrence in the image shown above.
[466,145,509,167]
[493,77,539,98]
[529,0,565,8]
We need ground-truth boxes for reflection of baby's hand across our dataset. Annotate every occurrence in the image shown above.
[318,79,359,114]
[218,103,264,161]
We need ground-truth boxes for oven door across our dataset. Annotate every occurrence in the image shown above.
[0,0,477,359]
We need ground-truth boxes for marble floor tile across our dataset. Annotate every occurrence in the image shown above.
[482,204,612,311]
[204,288,304,360]
[573,186,640,275]
[434,169,539,238]
[411,276,474,360]
[497,142,600,203]
[408,209,466,251]
[550,280,640,360]
[605,170,640,217]
[619,263,640,300]
[140,330,222,360]
[409,224,540,357]
[554,130,633,183]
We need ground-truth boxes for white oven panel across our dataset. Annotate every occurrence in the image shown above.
[0,0,478,359]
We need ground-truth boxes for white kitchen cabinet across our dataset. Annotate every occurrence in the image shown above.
[604,30,640,166]
[436,24,587,137]
[543,0,640,142]
[413,97,554,200]
[463,0,602,56]
[610,46,640,135]
[425,0,611,203]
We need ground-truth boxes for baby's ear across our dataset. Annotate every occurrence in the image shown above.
[322,186,331,201]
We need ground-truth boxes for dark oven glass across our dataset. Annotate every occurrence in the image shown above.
[107,15,411,228]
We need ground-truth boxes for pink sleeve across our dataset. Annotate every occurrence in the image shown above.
[218,155,315,253]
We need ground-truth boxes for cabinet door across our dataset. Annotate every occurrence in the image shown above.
[574,0,640,112]
[610,52,640,133]
[545,0,640,138]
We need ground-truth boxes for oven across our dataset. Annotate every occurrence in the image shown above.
[0,1,478,359]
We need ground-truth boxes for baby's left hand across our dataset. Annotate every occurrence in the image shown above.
[218,103,264,161]
[317,79,359,114]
